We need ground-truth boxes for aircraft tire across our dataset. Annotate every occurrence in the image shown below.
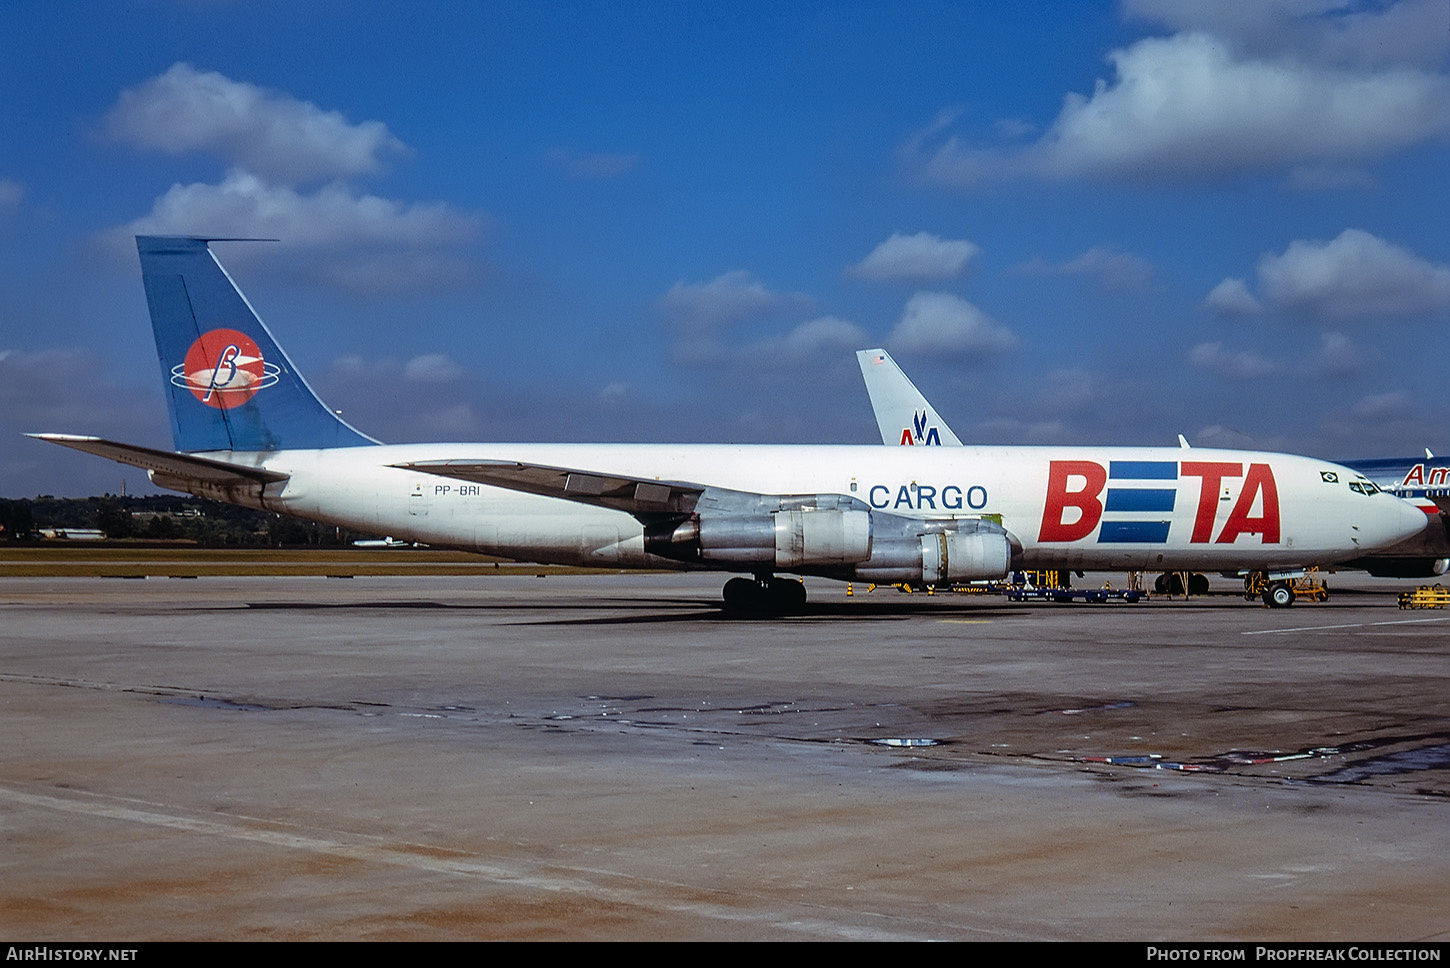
[1156,573,1188,595]
[1263,582,1295,608]
[1188,573,1210,595]
[768,577,808,614]
[722,577,761,612]
[722,576,807,615]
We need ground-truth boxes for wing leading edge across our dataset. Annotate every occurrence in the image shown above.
[392,458,706,514]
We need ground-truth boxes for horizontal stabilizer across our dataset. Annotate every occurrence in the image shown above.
[29,434,289,487]
[394,459,705,514]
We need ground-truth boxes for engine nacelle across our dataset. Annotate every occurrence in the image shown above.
[774,508,873,567]
[922,530,1012,583]
[666,508,874,567]
[644,490,1015,583]
[854,530,1011,584]
[1349,556,1450,579]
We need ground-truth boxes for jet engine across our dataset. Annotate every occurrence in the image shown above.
[1347,556,1450,579]
[852,529,1012,584]
[644,491,1014,584]
[649,507,873,568]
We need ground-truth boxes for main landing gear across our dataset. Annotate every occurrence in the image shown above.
[1153,572,1210,596]
[721,575,808,615]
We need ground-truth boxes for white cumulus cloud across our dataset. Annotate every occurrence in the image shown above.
[107,170,484,291]
[102,68,486,293]
[1352,390,1412,420]
[1187,341,1279,379]
[1204,277,1263,316]
[1210,229,1450,322]
[403,354,465,383]
[121,170,480,249]
[745,316,871,362]
[913,29,1450,186]
[850,231,981,281]
[1257,229,1450,320]
[784,316,869,352]
[106,63,408,185]
[659,270,812,362]
[659,270,795,327]
[1016,245,1156,292]
[1124,0,1449,72]
[1308,332,1364,378]
[886,291,1015,357]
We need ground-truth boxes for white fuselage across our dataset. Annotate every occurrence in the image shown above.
[196,442,1428,576]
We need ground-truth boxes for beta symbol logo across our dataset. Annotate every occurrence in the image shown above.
[171,329,280,409]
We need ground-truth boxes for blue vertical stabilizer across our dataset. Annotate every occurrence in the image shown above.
[138,236,377,452]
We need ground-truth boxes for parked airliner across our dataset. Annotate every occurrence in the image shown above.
[1336,453,1450,577]
[856,348,1446,584]
[30,238,1426,611]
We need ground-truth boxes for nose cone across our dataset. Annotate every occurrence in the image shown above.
[1370,494,1434,551]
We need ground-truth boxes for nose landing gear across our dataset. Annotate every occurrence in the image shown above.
[1263,581,1296,608]
[1244,570,1328,607]
[721,575,808,615]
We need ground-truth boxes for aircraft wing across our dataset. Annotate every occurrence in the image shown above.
[29,434,290,486]
[393,459,705,514]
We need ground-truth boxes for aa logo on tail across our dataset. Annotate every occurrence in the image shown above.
[171,329,280,409]
[899,410,943,446]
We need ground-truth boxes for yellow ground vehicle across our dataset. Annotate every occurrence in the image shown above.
[1398,585,1450,609]
[1243,569,1329,607]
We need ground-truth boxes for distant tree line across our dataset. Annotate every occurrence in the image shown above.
[0,495,381,546]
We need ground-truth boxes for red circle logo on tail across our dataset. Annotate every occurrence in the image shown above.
[171,329,280,409]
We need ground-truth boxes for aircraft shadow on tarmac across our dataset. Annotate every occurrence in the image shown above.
[240,596,1037,624]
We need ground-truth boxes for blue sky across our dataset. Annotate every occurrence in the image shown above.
[2,0,1448,496]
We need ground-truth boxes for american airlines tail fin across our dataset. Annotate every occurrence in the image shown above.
[138,236,377,453]
[855,348,962,447]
